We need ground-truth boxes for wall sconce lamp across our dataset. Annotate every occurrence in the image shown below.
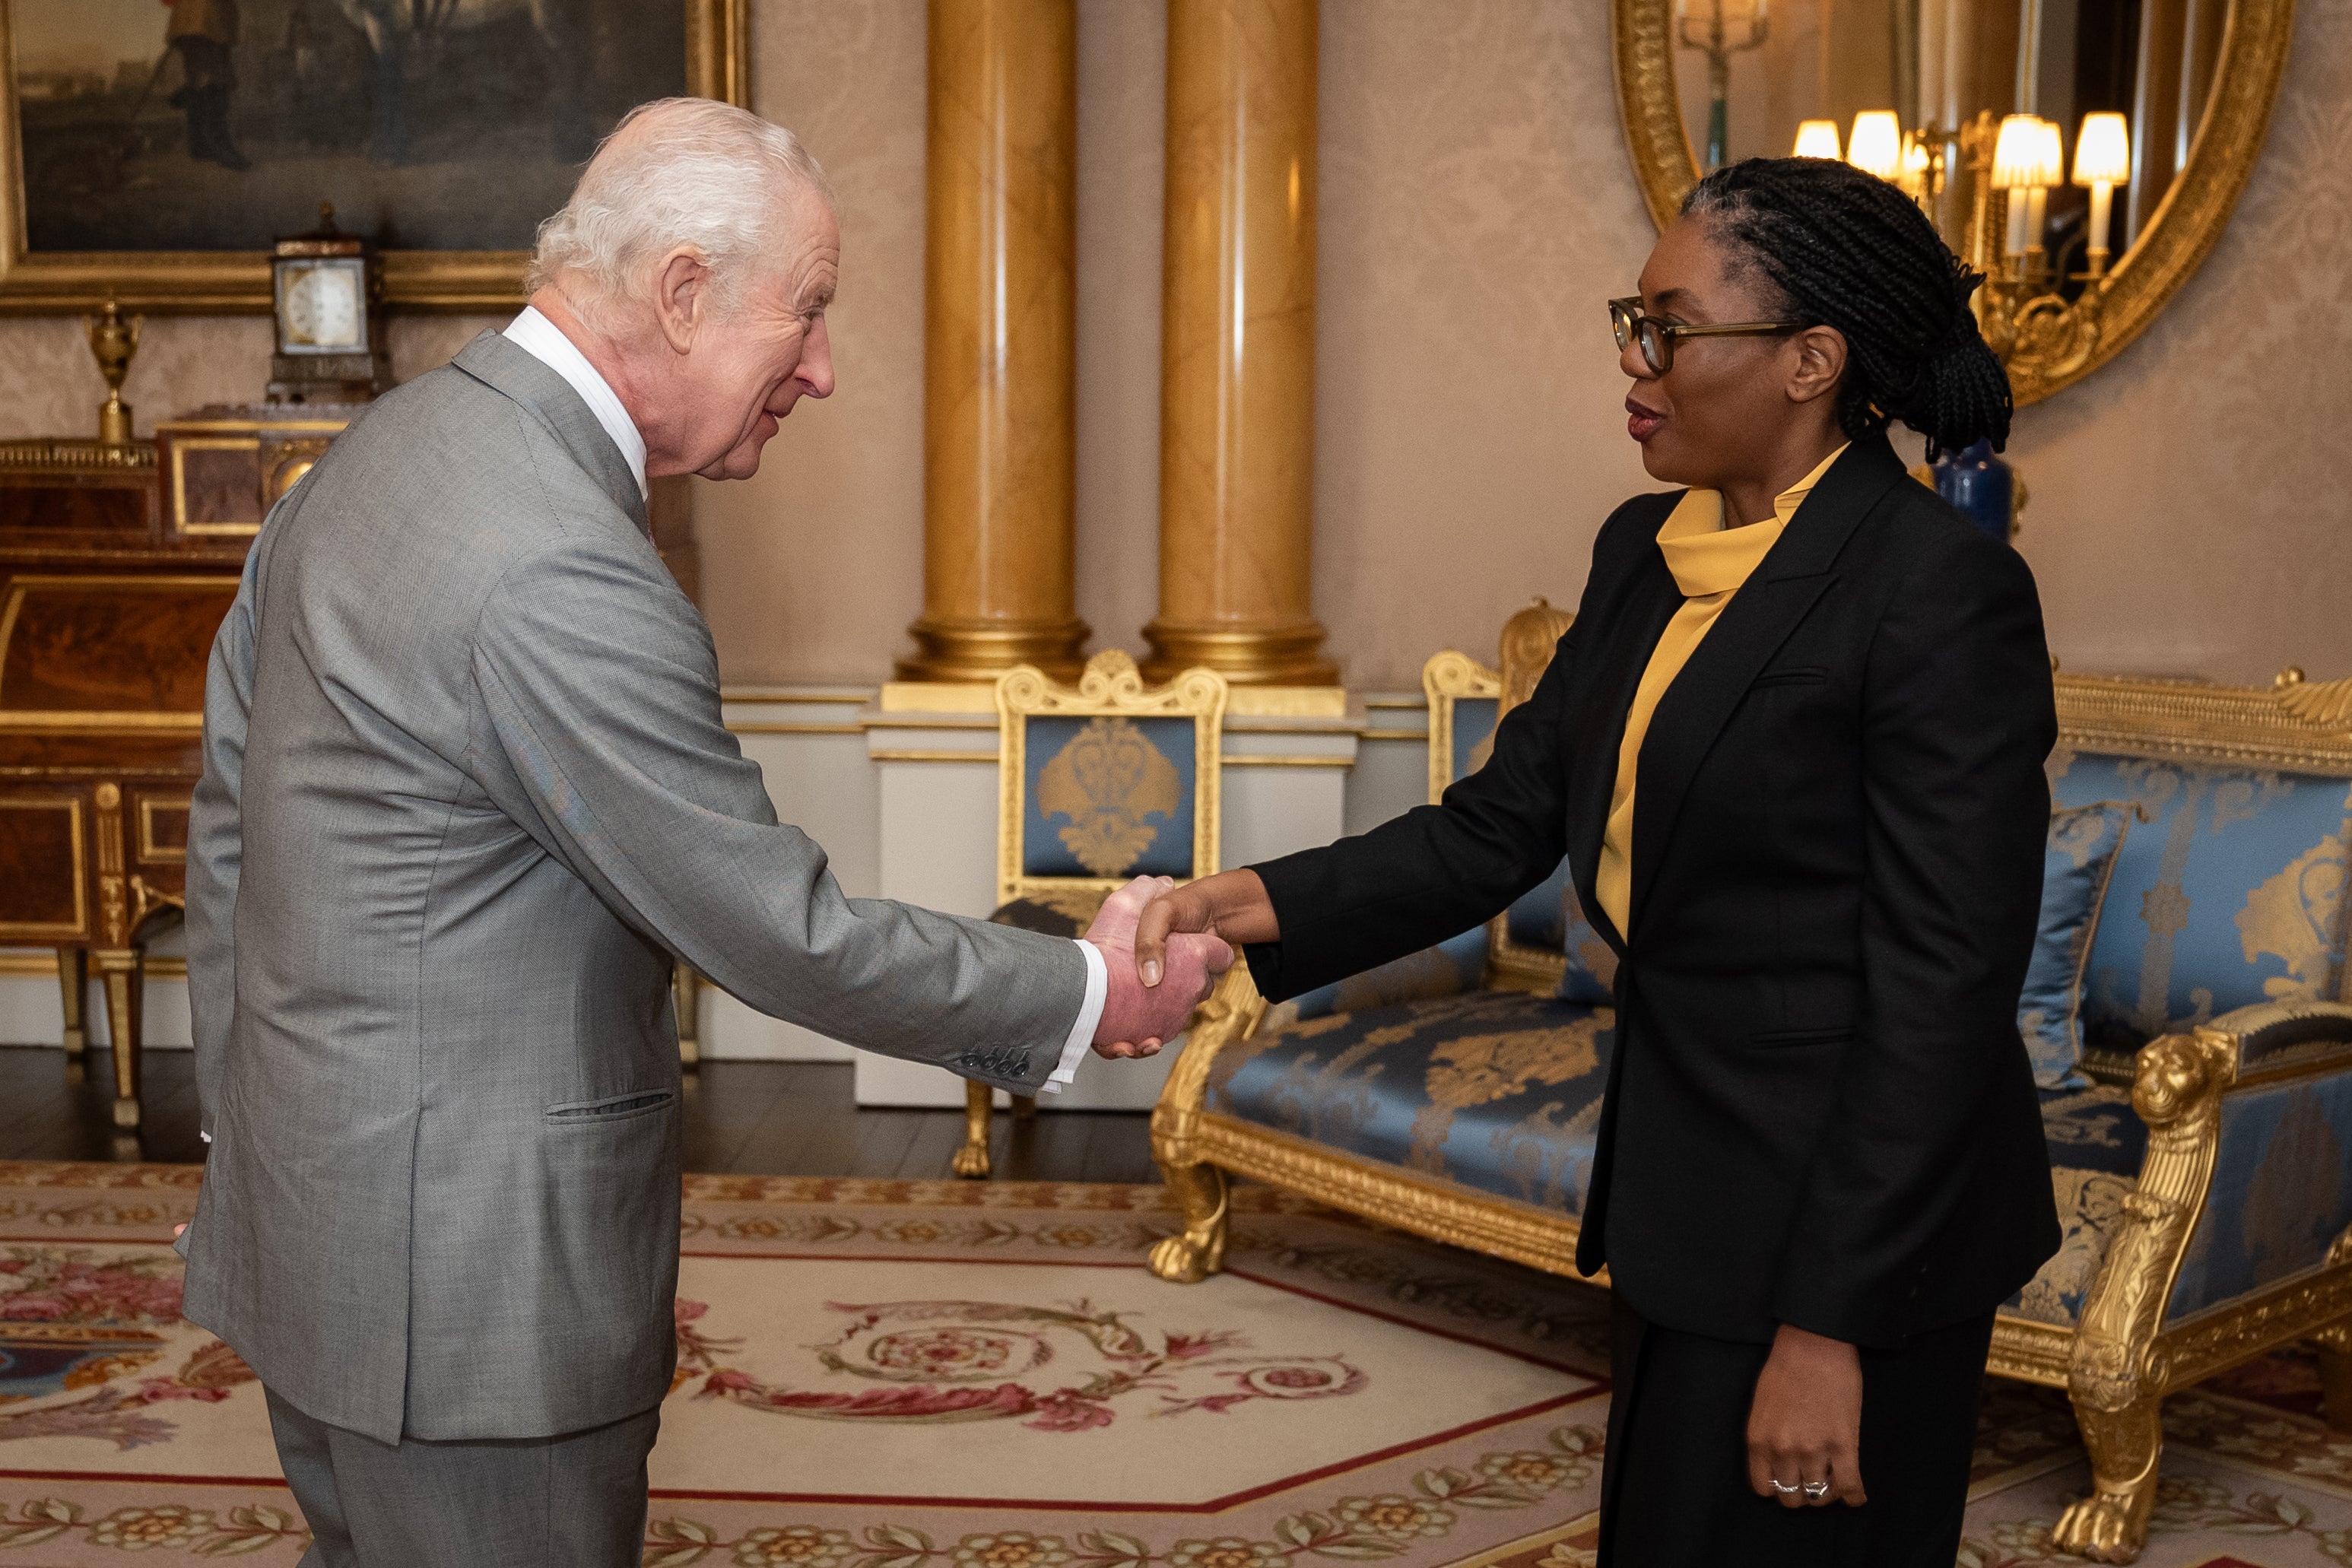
[2072,112,2131,278]
[1791,118,1842,160]
[1960,108,2103,389]
[1846,110,1904,180]
[1991,113,2064,286]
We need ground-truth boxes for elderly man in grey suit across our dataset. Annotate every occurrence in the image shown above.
[178,97,1230,1568]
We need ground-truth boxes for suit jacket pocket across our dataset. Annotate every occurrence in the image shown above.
[1749,665,1830,689]
[1751,1026,1854,1049]
[545,1089,678,1124]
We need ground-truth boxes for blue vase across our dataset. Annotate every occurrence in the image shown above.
[1931,440,2016,541]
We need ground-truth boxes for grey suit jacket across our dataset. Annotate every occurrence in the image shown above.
[180,332,1084,1446]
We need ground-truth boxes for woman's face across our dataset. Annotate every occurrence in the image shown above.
[1621,217,1843,492]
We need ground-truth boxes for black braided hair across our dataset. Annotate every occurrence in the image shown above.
[1680,157,2012,458]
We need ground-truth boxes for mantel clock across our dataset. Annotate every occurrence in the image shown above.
[268,205,391,405]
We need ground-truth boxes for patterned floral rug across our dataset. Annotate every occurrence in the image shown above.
[1,1163,2348,1566]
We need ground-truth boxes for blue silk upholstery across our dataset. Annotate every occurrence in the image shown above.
[2049,754,2352,1052]
[2020,801,2138,1090]
[1212,989,1616,1218]
[2005,1084,2150,1325]
[2164,1071,2352,1322]
[1020,715,1198,881]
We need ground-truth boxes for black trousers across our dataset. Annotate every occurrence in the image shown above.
[1598,1299,1994,1567]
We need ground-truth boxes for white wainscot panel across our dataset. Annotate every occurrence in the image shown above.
[855,714,1001,1106]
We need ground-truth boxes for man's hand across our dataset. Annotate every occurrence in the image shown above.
[1084,877,1233,1058]
[1132,869,1281,988]
[1746,1324,1868,1508]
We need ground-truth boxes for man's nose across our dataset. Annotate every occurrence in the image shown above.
[798,316,836,399]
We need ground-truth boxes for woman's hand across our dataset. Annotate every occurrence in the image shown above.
[1746,1324,1868,1508]
[1132,869,1280,987]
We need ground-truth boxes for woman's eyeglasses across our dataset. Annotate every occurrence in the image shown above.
[1608,296,1806,375]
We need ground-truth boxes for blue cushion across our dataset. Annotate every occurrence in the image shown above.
[1209,989,1614,1217]
[2050,753,2352,1050]
[1021,715,1197,879]
[1287,926,1490,1023]
[2020,801,2138,1089]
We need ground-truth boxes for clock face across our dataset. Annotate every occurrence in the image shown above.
[279,261,366,352]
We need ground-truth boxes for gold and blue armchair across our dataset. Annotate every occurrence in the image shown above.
[2002,671,2352,1561]
[1152,618,2352,1566]
[1147,598,1599,1281]
[955,650,1228,1177]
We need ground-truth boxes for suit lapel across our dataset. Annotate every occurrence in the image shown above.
[450,331,652,540]
[1563,509,1684,957]
[1624,436,1909,929]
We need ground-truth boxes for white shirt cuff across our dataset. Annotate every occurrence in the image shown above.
[1043,940,1107,1094]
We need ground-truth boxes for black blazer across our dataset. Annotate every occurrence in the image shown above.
[1247,436,2062,1348]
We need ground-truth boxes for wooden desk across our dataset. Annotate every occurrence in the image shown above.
[0,413,347,1132]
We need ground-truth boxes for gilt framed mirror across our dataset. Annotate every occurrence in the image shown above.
[1611,0,2294,403]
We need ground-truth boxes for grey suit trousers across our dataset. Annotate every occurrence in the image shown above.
[266,1387,659,1568]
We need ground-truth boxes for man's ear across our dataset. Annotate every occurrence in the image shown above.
[652,246,711,355]
[1787,324,1847,407]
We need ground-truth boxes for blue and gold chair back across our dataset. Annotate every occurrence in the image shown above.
[996,651,1227,926]
[1421,649,1501,806]
[1479,599,1609,998]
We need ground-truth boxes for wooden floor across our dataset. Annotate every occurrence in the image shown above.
[0,1046,1160,1184]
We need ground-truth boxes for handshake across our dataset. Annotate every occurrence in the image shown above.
[1080,870,1281,1059]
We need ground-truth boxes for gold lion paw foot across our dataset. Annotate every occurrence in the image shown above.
[1147,1233,1218,1283]
[2052,1492,2149,1563]
[951,1144,991,1179]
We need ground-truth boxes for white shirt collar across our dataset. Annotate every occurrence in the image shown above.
[501,306,649,500]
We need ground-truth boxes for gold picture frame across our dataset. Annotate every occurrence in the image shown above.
[1606,0,2294,405]
[0,0,747,314]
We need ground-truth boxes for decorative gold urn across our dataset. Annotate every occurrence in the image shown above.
[84,298,143,447]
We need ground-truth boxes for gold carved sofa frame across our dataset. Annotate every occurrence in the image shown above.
[1151,617,2352,1565]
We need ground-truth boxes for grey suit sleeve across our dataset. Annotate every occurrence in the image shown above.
[468,535,1085,1092]
[187,542,264,1139]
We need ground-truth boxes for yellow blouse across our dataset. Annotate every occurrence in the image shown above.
[1593,444,1847,936]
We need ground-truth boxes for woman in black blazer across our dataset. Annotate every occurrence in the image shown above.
[1131,157,2062,1567]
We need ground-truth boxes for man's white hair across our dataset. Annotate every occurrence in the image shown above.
[528,97,832,321]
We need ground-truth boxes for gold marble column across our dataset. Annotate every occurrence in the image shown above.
[1144,0,1334,687]
[899,0,1088,683]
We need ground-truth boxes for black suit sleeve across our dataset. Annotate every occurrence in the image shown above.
[1245,629,1579,1002]
[1770,527,2056,1347]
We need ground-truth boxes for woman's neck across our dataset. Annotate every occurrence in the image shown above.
[1719,430,1849,528]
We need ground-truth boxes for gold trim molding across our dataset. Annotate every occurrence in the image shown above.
[1607,0,2295,405]
[0,950,187,980]
[0,0,748,313]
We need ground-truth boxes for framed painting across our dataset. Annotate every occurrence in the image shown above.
[0,0,745,313]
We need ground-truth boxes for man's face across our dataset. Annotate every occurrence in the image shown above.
[674,192,839,481]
